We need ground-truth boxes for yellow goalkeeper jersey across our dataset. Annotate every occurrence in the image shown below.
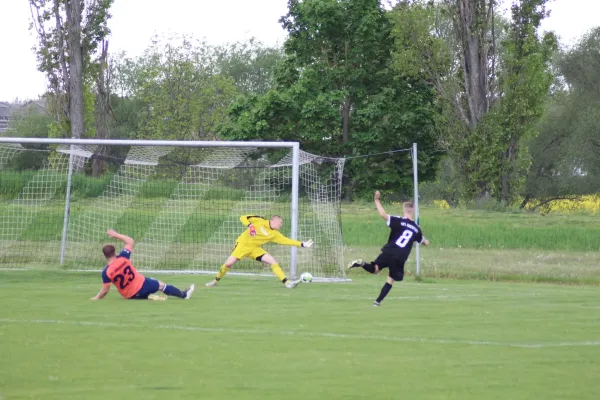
[236,215,302,248]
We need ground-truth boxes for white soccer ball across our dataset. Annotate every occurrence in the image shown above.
[300,272,313,283]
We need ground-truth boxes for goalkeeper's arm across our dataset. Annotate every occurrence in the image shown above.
[271,232,313,248]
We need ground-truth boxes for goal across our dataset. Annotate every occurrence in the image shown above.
[0,138,347,281]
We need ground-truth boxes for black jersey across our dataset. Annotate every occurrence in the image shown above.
[381,216,424,258]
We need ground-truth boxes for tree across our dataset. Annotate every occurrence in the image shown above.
[220,0,442,198]
[213,38,284,94]
[29,0,114,138]
[112,37,238,142]
[390,0,503,200]
[92,39,111,176]
[494,0,556,203]
[5,102,56,171]
[523,26,600,206]
[391,0,554,203]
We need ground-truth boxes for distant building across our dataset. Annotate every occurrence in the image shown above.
[0,99,48,132]
[0,102,11,132]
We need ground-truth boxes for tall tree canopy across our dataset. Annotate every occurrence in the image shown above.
[220,0,442,198]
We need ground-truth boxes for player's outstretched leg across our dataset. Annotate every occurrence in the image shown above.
[348,259,377,274]
[260,254,301,288]
[158,281,195,300]
[206,256,238,287]
[347,259,364,269]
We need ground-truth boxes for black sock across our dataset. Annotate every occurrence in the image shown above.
[162,284,185,298]
[375,282,393,303]
[362,263,376,273]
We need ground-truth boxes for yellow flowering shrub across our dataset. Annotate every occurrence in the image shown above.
[432,199,451,209]
[522,195,600,214]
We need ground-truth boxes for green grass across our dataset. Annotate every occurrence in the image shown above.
[1,271,599,399]
[2,199,600,283]
[2,200,600,250]
[342,204,600,251]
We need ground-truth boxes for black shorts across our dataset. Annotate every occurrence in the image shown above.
[372,252,406,282]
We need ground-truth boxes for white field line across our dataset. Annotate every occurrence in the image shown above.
[0,318,598,349]
[0,285,539,301]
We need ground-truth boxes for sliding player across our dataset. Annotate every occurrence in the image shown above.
[347,191,430,306]
[205,215,314,288]
[91,229,195,301]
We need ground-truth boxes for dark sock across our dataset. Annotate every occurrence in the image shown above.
[376,282,393,303]
[162,284,185,298]
[362,263,376,273]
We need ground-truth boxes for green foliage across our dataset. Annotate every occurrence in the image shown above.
[213,38,284,94]
[116,38,239,140]
[5,105,54,139]
[524,27,600,205]
[394,1,555,203]
[220,0,442,198]
[29,0,115,138]
[389,1,452,85]
[492,0,557,203]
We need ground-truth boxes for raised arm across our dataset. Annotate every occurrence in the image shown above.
[374,191,389,221]
[107,229,134,251]
[239,215,253,227]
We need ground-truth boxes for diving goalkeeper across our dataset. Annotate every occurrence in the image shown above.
[205,215,314,288]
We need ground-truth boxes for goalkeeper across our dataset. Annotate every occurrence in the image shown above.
[205,215,314,288]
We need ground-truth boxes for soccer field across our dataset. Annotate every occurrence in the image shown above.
[1,271,599,400]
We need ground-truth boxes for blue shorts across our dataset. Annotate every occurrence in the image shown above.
[130,277,160,299]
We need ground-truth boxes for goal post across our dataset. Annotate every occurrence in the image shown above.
[412,142,421,277]
[0,138,347,282]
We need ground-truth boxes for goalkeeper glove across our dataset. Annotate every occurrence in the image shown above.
[248,224,257,237]
[302,239,314,248]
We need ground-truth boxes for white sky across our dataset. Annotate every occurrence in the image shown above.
[0,0,598,102]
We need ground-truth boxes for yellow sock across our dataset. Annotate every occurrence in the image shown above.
[216,264,230,281]
[270,263,287,282]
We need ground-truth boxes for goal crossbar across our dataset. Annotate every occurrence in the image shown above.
[0,138,299,148]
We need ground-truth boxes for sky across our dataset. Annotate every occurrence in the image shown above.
[0,0,598,102]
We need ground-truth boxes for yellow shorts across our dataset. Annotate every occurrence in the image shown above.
[231,243,267,261]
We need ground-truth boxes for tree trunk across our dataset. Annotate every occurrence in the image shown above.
[519,194,532,209]
[66,0,84,139]
[500,140,517,203]
[52,0,69,122]
[93,40,110,177]
[457,0,491,129]
[342,95,350,144]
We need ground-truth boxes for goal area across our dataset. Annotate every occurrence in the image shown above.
[0,138,348,281]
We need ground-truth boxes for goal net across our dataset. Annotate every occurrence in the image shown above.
[0,140,347,281]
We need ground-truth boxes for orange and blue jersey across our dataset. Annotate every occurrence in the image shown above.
[101,249,145,299]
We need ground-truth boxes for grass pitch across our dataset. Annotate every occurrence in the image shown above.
[1,271,599,400]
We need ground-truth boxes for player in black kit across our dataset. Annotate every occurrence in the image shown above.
[348,191,430,307]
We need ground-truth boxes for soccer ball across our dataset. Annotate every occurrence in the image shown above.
[300,272,313,283]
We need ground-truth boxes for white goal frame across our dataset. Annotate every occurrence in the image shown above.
[0,137,422,279]
[0,138,308,278]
